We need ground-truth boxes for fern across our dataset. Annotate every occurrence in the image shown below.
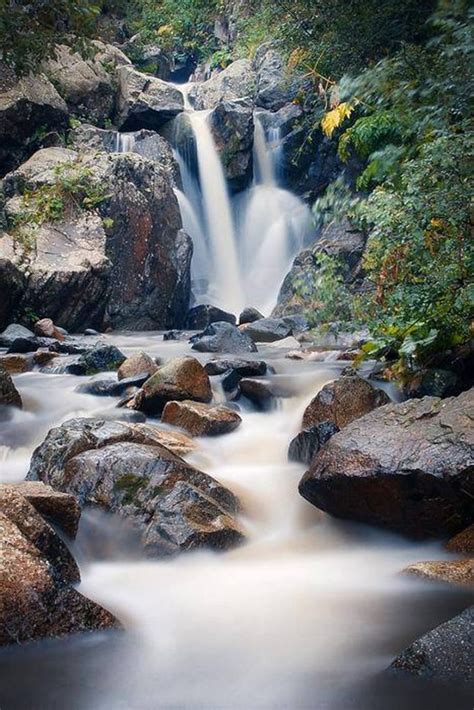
[338,111,403,161]
[321,102,355,138]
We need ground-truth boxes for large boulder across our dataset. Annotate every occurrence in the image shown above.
[0,323,34,347]
[161,400,242,437]
[44,42,130,125]
[0,364,22,410]
[302,373,390,430]
[116,66,184,131]
[130,356,212,415]
[186,304,236,330]
[208,99,254,192]
[390,607,473,683]
[0,487,118,645]
[0,147,192,331]
[239,307,264,325]
[27,418,245,556]
[0,481,81,538]
[188,59,256,110]
[191,322,257,354]
[299,389,474,538]
[0,65,68,176]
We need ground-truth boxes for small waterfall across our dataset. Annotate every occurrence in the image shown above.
[115,132,136,153]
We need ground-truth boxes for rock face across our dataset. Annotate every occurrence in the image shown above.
[116,66,184,130]
[253,45,301,111]
[299,390,474,538]
[162,400,242,437]
[0,364,22,410]
[288,422,339,466]
[189,59,256,110]
[404,559,474,587]
[390,607,474,683]
[273,220,366,317]
[302,374,390,430]
[117,352,158,381]
[131,356,212,415]
[27,418,245,556]
[191,322,258,354]
[208,99,254,191]
[0,146,192,331]
[44,42,130,125]
[0,66,68,176]
[185,304,236,329]
[0,486,118,645]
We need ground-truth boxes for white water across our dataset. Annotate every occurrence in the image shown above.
[171,87,313,316]
[0,334,469,710]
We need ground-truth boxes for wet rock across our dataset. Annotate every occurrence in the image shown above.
[239,307,264,325]
[84,328,100,336]
[0,364,22,410]
[0,67,68,176]
[288,422,339,465]
[0,481,80,538]
[390,607,474,682]
[188,59,256,110]
[49,339,92,355]
[266,336,301,351]
[130,356,212,415]
[67,344,125,376]
[7,336,57,354]
[76,374,148,397]
[92,409,147,425]
[0,494,118,646]
[162,400,242,437]
[205,358,267,377]
[221,369,242,394]
[242,317,293,343]
[299,389,474,538]
[239,379,276,411]
[186,304,236,330]
[33,350,59,367]
[191,322,257,354]
[404,559,474,587]
[163,330,182,341]
[302,373,390,430]
[446,524,474,554]
[0,354,31,374]
[208,98,254,192]
[34,318,65,341]
[27,418,243,556]
[116,66,184,130]
[0,323,34,347]
[117,352,158,381]
[44,42,130,125]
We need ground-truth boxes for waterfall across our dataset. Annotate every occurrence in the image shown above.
[115,132,135,153]
[169,87,314,316]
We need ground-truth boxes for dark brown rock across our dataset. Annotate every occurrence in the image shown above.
[390,607,473,683]
[446,524,474,554]
[299,390,474,538]
[131,356,212,415]
[161,400,242,437]
[0,354,31,374]
[302,373,390,430]
[0,364,22,410]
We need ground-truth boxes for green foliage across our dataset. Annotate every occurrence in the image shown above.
[294,252,354,328]
[10,161,112,250]
[0,0,102,75]
[209,47,233,70]
[312,177,362,228]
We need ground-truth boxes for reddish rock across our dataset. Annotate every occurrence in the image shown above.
[34,318,65,341]
[162,400,242,437]
[404,559,474,587]
[446,524,474,554]
[117,351,159,381]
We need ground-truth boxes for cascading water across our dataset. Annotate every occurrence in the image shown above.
[115,132,136,153]
[171,86,313,316]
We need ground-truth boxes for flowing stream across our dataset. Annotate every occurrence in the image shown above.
[0,335,471,710]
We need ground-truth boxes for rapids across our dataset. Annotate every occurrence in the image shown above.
[0,334,470,710]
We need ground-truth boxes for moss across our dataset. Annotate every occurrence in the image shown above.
[114,474,146,505]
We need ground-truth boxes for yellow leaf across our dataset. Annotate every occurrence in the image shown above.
[321,102,354,138]
[157,24,173,36]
